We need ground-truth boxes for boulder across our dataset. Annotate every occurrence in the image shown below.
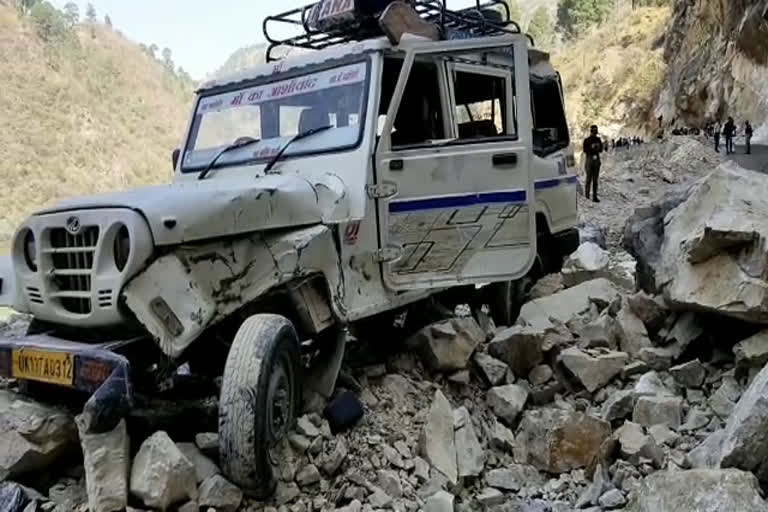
[632,396,682,428]
[176,443,219,484]
[625,469,768,512]
[638,166,768,323]
[197,475,242,512]
[77,417,129,512]
[194,433,218,460]
[662,313,703,358]
[560,347,628,392]
[529,274,564,300]
[615,421,664,468]
[129,431,198,510]
[419,390,457,484]
[407,318,484,372]
[578,222,608,250]
[376,470,402,499]
[514,408,612,473]
[0,390,77,481]
[528,365,553,387]
[577,313,620,349]
[487,385,529,425]
[718,362,768,483]
[709,376,741,420]
[472,353,508,387]
[562,242,611,287]
[615,302,654,359]
[488,419,515,453]
[424,490,454,512]
[453,407,485,478]
[575,463,612,508]
[296,464,321,486]
[686,430,724,469]
[627,292,667,335]
[633,371,674,398]
[733,329,768,372]
[638,347,674,371]
[670,359,706,388]
[485,464,542,492]
[488,326,545,376]
[518,279,620,331]
[599,489,626,509]
[602,390,636,422]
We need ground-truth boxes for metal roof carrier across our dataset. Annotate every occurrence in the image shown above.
[262,0,532,62]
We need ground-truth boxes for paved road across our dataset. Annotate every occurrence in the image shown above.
[724,143,768,173]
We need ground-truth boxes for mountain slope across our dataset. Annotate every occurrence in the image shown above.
[0,5,193,242]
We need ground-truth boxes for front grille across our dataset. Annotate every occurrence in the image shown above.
[46,226,99,315]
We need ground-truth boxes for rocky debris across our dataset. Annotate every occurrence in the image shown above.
[562,242,611,287]
[633,395,683,428]
[518,278,620,331]
[129,431,198,510]
[407,317,484,372]
[318,437,347,476]
[376,469,402,498]
[599,488,626,509]
[602,390,636,422]
[0,482,31,512]
[488,326,545,376]
[577,313,620,350]
[296,464,321,486]
[529,365,553,387]
[420,390,458,484]
[0,390,77,481]
[529,274,564,300]
[615,421,664,468]
[488,419,515,453]
[472,353,508,387]
[578,223,608,250]
[194,432,218,460]
[733,329,768,373]
[615,301,654,359]
[627,292,667,336]
[670,359,705,388]
[76,417,129,512]
[197,475,242,512]
[633,371,674,397]
[485,464,542,492]
[487,385,529,425]
[453,407,485,478]
[176,443,219,484]
[625,469,768,511]
[560,347,628,392]
[709,376,741,420]
[476,487,505,506]
[424,490,454,512]
[514,408,612,473]
[687,429,725,469]
[575,463,611,508]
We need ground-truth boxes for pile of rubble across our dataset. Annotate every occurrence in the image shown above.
[3,150,768,512]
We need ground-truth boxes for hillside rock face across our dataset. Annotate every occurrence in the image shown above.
[655,0,768,129]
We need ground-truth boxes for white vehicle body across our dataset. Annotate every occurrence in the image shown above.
[0,34,578,360]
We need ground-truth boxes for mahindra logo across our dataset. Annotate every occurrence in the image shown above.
[65,216,81,234]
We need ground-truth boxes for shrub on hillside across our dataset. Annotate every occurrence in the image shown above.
[29,1,72,43]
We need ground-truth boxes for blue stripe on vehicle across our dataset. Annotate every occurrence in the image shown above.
[389,190,526,213]
[565,175,579,184]
[534,178,562,189]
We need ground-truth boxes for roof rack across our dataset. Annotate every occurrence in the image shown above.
[262,0,532,62]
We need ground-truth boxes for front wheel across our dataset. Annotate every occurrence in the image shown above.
[218,314,302,498]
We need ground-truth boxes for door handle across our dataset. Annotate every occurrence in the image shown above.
[492,153,518,167]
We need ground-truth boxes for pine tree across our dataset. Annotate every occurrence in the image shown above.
[104,15,112,28]
[527,7,554,47]
[85,3,96,23]
[161,47,174,71]
[62,2,79,27]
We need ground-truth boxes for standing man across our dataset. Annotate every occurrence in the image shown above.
[745,120,754,155]
[582,125,604,203]
[724,117,736,155]
[714,120,722,153]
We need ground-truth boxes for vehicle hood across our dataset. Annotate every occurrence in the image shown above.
[34,173,350,246]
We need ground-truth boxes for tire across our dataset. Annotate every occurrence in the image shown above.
[218,314,302,498]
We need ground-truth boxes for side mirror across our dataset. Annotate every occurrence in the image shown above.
[172,148,180,171]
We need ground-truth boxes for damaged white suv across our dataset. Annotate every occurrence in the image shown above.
[0,0,578,497]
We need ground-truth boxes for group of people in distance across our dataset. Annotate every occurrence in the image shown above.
[709,117,754,155]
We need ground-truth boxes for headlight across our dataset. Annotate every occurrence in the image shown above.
[23,230,37,272]
[114,225,130,271]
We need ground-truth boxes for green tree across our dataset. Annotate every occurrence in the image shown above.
[161,47,174,71]
[527,7,554,47]
[104,14,112,28]
[557,0,613,38]
[85,3,96,23]
[148,43,158,59]
[62,1,79,26]
[19,0,40,15]
[29,1,70,42]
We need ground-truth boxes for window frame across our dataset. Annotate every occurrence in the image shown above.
[446,61,517,144]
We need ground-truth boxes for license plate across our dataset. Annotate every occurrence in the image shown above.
[12,349,74,386]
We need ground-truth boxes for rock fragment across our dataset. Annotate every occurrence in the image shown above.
[488,326,545,376]
[420,390,457,484]
[176,443,219,484]
[632,396,682,428]
[407,318,484,372]
[560,347,627,392]
[670,359,705,388]
[453,407,485,478]
[487,385,529,425]
[473,353,508,387]
[77,417,129,512]
[197,475,242,512]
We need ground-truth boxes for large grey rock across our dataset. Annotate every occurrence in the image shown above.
[709,376,742,420]
[488,326,545,376]
[197,475,242,512]
[733,329,768,371]
[487,385,529,425]
[407,317,484,372]
[625,469,768,512]
[633,371,674,398]
[686,430,725,469]
[424,490,454,512]
[615,421,664,468]
[129,431,198,510]
[670,359,705,388]
[662,313,703,358]
[0,390,77,481]
[638,347,674,371]
[514,408,612,473]
[602,390,636,422]
[615,301,654,358]
[599,489,626,509]
[485,464,542,492]
[646,166,768,323]
[633,396,682,428]
[575,463,612,508]
[488,419,515,453]
[579,222,608,250]
[562,242,611,287]
[578,313,620,349]
[453,407,485,478]
[473,353,508,386]
[420,390,457,484]
[77,417,129,512]
[176,443,219,483]
[718,362,768,483]
[627,292,667,335]
[518,279,620,331]
[560,347,628,392]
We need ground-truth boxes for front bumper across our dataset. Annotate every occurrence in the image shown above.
[0,334,133,434]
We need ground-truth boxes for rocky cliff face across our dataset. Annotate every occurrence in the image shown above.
[655,0,768,130]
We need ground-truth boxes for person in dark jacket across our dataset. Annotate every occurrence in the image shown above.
[745,121,754,155]
[582,125,604,203]
[724,117,736,155]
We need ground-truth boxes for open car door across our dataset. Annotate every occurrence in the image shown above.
[373,38,537,291]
